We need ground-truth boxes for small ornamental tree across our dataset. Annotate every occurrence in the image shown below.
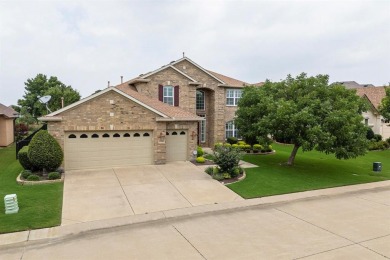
[213,146,243,176]
[28,130,63,172]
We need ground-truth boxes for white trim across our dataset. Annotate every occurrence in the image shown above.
[140,57,225,84]
[43,87,168,118]
[38,116,62,122]
[156,117,203,122]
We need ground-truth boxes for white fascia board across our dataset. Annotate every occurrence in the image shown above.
[156,117,204,122]
[38,116,62,122]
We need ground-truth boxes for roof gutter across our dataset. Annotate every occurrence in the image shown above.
[156,117,204,122]
[38,116,63,122]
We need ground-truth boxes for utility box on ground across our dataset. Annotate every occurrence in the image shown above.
[373,162,382,172]
[4,194,19,214]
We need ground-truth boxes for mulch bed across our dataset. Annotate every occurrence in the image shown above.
[190,159,216,166]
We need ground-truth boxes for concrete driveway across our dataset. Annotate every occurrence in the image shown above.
[61,161,243,225]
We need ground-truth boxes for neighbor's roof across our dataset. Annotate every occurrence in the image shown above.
[0,103,18,118]
[355,87,386,110]
[338,81,375,89]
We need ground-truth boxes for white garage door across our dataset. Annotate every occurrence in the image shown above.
[166,130,188,162]
[64,131,153,170]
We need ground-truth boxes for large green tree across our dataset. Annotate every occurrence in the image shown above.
[379,86,390,121]
[235,73,369,166]
[17,74,81,118]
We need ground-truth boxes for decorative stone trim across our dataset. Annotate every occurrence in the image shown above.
[244,150,276,155]
[17,173,64,185]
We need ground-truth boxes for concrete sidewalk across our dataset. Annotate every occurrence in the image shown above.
[1,180,390,259]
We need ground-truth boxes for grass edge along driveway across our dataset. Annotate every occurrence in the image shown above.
[0,145,63,234]
[228,143,390,198]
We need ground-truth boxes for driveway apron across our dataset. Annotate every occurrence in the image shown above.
[61,162,242,224]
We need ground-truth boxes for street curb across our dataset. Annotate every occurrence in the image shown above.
[1,180,390,250]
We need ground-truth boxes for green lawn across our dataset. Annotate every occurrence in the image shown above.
[228,143,390,198]
[0,145,63,234]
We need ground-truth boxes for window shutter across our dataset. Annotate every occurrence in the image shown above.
[158,85,163,102]
[174,85,179,106]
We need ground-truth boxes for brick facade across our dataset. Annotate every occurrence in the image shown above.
[47,90,197,166]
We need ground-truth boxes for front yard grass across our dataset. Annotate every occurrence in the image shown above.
[0,145,63,234]
[228,143,390,198]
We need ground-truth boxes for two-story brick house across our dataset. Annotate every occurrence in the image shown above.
[40,57,257,170]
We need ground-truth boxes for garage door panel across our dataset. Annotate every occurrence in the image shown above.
[65,131,153,170]
[166,130,188,162]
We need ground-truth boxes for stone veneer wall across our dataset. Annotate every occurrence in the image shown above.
[46,90,197,166]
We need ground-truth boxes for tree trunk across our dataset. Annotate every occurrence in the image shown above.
[287,144,300,166]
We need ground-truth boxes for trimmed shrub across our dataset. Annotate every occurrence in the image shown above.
[205,166,214,175]
[232,144,239,149]
[237,141,246,145]
[244,144,251,153]
[214,142,223,149]
[197,146,204,157]
[223,143,232,147]
[21,170,32,179]
[266,145,273,152]
[253,144,263,153]
[28,130,64,172]
[226,136,238,145]
[48,172,61,180]
[373,134,382,142]
[18,146,35,170]
[213,146,242,177]
[196,156,205,163]
[366,128,375,140]
[27,174,40,181]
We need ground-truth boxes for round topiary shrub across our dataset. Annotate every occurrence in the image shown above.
[27,174,40,181]
[28,130,64,172]
[196,156,205,163]
[21,170,32,179]
[48,172,61,180]
[18,146,36,170]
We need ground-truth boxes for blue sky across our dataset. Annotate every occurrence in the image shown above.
[1,0,389,106]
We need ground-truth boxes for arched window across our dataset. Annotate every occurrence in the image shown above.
[91,134,99,138]
[102,133,110,138]
[166,132,170,135]
[172,132,178,135]
[196,90,205,110]
[180,131,186,135]
[134,133,140,137]
[68,134,76,138]
[113,133,120,137]
[80,134,88,138]
[123,133,130,137]
[143,133,150,137]
[225,121,239,138]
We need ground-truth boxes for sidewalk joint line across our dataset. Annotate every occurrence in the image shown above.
[113,168,135,215]
[172,225,207,260]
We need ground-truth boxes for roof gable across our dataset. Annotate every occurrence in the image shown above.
[43,87,168,118]
[0,103,17,118]
[355,87,386,110]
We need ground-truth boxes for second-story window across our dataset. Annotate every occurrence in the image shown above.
[226,89,242,106]
[159,85,179,106]
[163,86,174,105]
[196,90,205,110]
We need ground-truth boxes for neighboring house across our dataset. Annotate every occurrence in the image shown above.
[40,56,259,170]
[0,103,18,147]
[338,81,375,89]
[355,87,390,139]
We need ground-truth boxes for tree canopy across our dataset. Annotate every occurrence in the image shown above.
[17,74,81,118]
[235,73,369,166]
[379,86,390,121]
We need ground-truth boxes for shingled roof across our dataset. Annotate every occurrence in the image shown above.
[0,103,18,118]
[355,87,386,110]
[115,85,200,120]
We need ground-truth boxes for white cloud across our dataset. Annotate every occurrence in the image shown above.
[0,0,389,106]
